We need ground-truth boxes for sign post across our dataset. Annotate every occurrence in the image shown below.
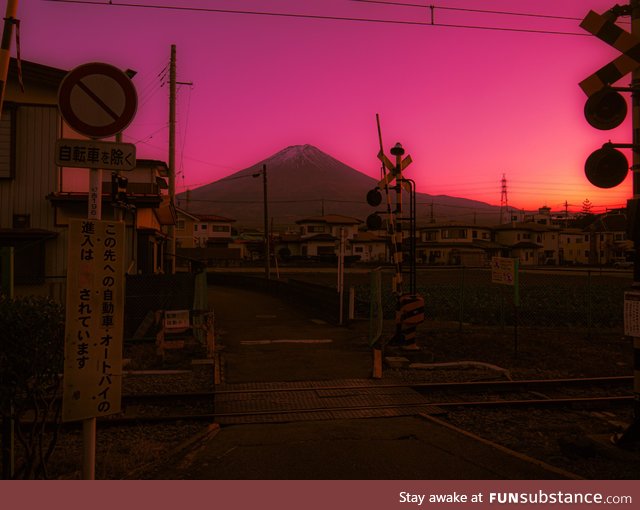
[491,257,520,355]
[58,62,137,479]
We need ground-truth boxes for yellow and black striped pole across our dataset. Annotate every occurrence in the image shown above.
[0,0,18,120]
[390,143,408,346]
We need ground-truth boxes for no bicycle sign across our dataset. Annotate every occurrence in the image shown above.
[58,62,137,139]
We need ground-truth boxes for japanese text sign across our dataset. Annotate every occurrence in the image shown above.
[55,139,136,171]
[63,219,125,422]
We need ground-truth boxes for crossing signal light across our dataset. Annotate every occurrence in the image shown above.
[366,187,383,230]
[585,145,628,189]
[111,172,128,203]
[366,188,382,207]
[584,87,627,130]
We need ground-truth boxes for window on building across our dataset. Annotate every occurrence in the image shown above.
[176,219,185,231]
[307,225,326,233]
[472,230,478,239]
[212,225,230,233]
[201,224,208,231]
[441,229,466,239]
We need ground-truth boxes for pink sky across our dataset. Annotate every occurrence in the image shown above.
[16,0,637,214]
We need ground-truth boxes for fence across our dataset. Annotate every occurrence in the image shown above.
[300,267,632,334]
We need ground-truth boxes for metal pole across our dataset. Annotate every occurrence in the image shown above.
[609,0,640,446]
[619,0,640,445]
[83,167,101,480]
[391,144,404,345]
[262,164,270,279]
[338,227,345,326]
[168,44,176,274]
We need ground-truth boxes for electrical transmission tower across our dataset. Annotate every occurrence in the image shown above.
[499,174,509,224]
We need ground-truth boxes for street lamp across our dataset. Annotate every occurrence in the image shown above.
[253,164,270,280]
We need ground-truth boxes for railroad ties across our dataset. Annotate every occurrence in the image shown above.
[213,378,443,425]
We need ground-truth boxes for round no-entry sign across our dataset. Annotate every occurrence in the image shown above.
[58,62,138,139]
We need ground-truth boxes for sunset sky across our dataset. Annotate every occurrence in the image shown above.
[17,0,639,214]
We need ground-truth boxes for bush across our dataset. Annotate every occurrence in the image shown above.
[0,295,65,479]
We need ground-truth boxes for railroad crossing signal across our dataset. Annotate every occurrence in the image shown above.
[579,10,640,97]
[580,8,636,189]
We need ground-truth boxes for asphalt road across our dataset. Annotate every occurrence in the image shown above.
[147,284,575,480]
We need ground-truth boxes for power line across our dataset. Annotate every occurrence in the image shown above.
[350,0,586,22]
[43,0,591,36]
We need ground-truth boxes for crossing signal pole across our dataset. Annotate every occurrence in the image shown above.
[580,2,640,446]
[366,115,424,352]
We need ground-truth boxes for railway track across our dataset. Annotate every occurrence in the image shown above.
[99,375,634,425]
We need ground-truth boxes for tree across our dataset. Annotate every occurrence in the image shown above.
[0,295,64,479]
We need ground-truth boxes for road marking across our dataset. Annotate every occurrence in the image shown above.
[240,339,333,345]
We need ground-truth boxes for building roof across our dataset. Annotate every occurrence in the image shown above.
[9,58,67,89]
[586,213,627,233]
[195,214,236,223]
[296,214,362,225]
[420,222,493,230]
[493,221,556,232]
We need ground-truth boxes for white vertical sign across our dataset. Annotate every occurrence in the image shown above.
[63,219,125,422]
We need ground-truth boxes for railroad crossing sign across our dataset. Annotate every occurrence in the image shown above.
[579,10,640,96]
[377,150,412,191]
[58,62,138,139]
[55,138,136,171]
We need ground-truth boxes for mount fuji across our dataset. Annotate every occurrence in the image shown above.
[176,144,501,229]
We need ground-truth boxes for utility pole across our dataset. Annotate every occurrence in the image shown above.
[262,164,270,280]
[168,44,176,274]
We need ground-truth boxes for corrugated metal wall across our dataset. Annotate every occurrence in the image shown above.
[0,104,67,301]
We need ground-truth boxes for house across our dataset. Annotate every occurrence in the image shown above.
[416,223,500,266]
[584,211,631,265]
[493,222,560,266]
[49,158,175,275]
[296,214,362,258]
[0,59,69,300]
[349,231,388,263]
[558,228,590,265]
[192,214,235,247]
[0,58,174,301]
[174,207,200,249]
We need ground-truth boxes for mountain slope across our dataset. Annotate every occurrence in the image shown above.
[177,144,501,228]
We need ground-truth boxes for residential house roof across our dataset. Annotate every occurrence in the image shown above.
[195,214,236,223]
[586,213,627,233]
[296,214,362,225]
[493,221,556,232]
